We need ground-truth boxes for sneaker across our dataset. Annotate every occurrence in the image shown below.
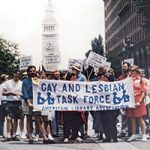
[48,134,54,141]
[127,134,137,142]
[64,138,69,143]
[93,132,99,138]
[142,134,147,142]
[76,137,83,142]
[20,132,26,139]
[34,134,39,142]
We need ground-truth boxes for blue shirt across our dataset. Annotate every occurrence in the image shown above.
[22,78,33,100]
[77,72,86,82]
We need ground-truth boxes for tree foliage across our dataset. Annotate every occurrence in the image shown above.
[84,34,104,79]
[0,37,20,76]
[91,34,104,56]
[85,34,104,58]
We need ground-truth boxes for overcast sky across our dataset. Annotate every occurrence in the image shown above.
[0,0,104,69]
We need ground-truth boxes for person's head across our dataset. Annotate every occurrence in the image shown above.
[72,63,81,74]
[98,67,106,76]
[54,70,60,80]
[60,70,67,80]
[107,68,115,81]
[129,65,140,78]
[139,68,145,78]
[13,70,21,81]
[0,74,9,83]
[65,71,77,81]
[21,71,27,80]
[39,71,46,79]
[97,67,107,81]
[27,66,36,78]
[45,71,55,80]
[122,62,131,74]
[108,68,115,76]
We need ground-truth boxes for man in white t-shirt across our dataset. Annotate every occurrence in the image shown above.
[2,70,23,141]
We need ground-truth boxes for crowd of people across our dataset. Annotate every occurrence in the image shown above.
[0,62,150,144]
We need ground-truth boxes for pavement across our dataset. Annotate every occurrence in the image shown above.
[0,138,150,150]
[0,115,150,150]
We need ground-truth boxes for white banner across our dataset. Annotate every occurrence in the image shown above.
[33,78,135,111]
[19,56,32,70]
[87,52,107,68]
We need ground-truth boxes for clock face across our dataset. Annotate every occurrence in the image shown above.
[45,43,55,52]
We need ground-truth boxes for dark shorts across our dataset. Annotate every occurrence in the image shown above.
[5,101,24,119]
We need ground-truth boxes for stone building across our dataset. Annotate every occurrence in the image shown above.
[103,0,150,77]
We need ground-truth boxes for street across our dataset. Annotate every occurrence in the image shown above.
[0,139,150,150]
[0,115,150,150]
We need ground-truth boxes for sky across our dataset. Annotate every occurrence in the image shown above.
[0,0,105,69]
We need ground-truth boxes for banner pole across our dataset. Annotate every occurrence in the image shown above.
[88,68,94,81]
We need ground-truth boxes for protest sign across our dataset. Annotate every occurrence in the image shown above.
[86,51,107,68]
[33,77,135,111]
[123,58,134,66]
[68,58,83,71]
[19,55,32,70]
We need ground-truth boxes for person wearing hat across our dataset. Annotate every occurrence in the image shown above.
[0,74,9,138]
[72,63,86,82]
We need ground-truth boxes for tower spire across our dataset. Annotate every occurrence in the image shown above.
[43,0,56,24]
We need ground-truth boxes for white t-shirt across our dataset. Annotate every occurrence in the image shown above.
[0,82,7,105]
[3,79,22,101]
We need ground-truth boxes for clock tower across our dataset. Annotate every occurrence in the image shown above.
[42,0,60,71]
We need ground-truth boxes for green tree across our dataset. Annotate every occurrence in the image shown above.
[84,34,104,79]
[91,34,104,56]
[85,34,104,58]
[0,37,20,76]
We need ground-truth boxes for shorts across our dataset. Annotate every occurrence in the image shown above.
[5,101,23,119]
[22,99,33,115]
[22,99,41,116]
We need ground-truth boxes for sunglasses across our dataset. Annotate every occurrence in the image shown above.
[130,69,134,72]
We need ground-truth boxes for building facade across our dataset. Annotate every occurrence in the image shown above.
[104,0,150,77]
